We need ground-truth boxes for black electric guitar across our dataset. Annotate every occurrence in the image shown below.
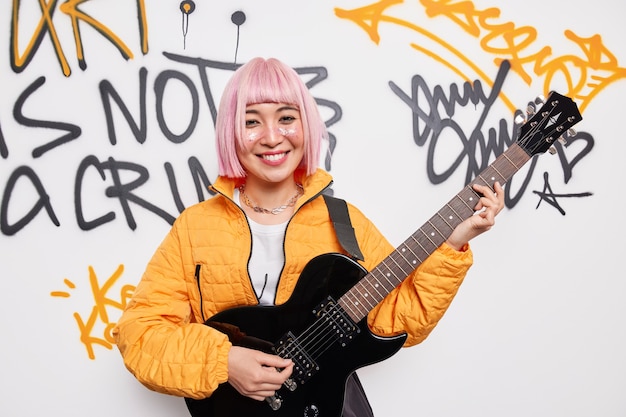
[186,92,582,417]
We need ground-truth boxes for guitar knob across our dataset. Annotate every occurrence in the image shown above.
[265,394,282,410]
[303,404,320,417]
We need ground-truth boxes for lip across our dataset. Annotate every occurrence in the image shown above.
[258,151,289,165]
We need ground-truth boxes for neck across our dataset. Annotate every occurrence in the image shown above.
[238,180,303,224]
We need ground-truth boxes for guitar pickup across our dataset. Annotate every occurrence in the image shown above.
[313,296,359,346]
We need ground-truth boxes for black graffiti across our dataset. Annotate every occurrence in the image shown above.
[0,120,7,158]
[100,66,202,146]
[14,76,82,158]
[1,165,60,236]
[1,55,341,236]
[75,155,216,230]
[389,60,594,211]
[1,153,213,236]
[100,67,148,145]
[533,172,593,215]
[555,131,594,184]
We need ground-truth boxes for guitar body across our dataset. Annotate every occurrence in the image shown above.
[186,253,407,417]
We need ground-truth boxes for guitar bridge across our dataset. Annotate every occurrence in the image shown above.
[274,331,319,385]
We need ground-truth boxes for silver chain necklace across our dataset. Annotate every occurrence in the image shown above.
[239,183,303,215]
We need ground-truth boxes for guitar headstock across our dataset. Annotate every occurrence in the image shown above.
[516,91,583,157]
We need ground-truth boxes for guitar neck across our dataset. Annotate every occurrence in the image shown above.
[338,143,531,323]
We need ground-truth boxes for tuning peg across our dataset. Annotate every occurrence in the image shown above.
[557,135,567,145]
[535,95,546,105]
[526,103,536,116]
[548,146,557,155]
[566,128,577,137]
[514,114,526,125]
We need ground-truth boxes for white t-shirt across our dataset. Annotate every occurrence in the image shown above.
[234,188,287,305]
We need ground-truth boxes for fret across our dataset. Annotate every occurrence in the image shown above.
[387,249,413,277]
[416,228,439,252]
[407,234,429,261]
[503,144,531,173]
[490,164,506,184]
[353,281,376,310]
[398,244,421,269]
[434,211,455,233]
[378,259,403,288]
[476,173,490,188]
[426,220,445,242]
[373,262,397,289]
[345,287,368,316]
[401,242,423,266]
[477,166,502,187]
[339,295,359,319]
[454,190,477,212]
[364,275,385,299]
[440,201,463,227]
[502,152,520,171]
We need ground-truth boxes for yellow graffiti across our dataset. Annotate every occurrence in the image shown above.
[335,0,626,112]
[49,278,76,297]
[51,265,135,359]
[11,0,149,76]
[11,0,71,75]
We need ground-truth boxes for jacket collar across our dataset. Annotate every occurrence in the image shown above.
[210,168,334,206]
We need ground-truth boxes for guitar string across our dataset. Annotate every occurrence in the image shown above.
[276,307,345,366]
[282,304,359,363]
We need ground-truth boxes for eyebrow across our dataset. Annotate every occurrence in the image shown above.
[245,105,299,114]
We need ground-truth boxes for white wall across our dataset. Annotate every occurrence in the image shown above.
[1,1,624,416]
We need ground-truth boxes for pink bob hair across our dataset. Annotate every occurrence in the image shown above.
[215,57,328,178]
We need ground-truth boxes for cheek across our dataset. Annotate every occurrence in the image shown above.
[281,126,305,148]
[235,141,254,162]
[278,127,297,137]
[245,131,262,142]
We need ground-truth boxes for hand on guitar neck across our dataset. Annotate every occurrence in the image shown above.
[446,182,505,251]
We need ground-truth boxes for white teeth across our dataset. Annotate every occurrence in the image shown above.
[262,153,285,161]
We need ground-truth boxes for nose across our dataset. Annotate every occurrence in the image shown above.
[261,125,284,146]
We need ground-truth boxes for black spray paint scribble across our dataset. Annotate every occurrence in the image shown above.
[0,54,341,236]
[534,172,593,215]
[389,60,594,213]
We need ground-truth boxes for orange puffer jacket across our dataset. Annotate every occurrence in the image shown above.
[113,168,473,399]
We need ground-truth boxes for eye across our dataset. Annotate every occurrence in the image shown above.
[245,118,259,127]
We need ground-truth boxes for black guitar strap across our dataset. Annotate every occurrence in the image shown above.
[322,194,374,417]
[322,194,365,262]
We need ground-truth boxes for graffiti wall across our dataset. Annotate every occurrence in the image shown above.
[1,0,624,416]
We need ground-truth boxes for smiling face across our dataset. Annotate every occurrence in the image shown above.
[236,102,305,187]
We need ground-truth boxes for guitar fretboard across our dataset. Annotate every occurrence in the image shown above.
[338,143,531,322]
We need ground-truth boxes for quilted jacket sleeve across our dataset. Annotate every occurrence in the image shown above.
[113,216,231,399]
[348,205,473,347]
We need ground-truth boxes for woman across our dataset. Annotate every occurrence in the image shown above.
[113,57,504,415]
